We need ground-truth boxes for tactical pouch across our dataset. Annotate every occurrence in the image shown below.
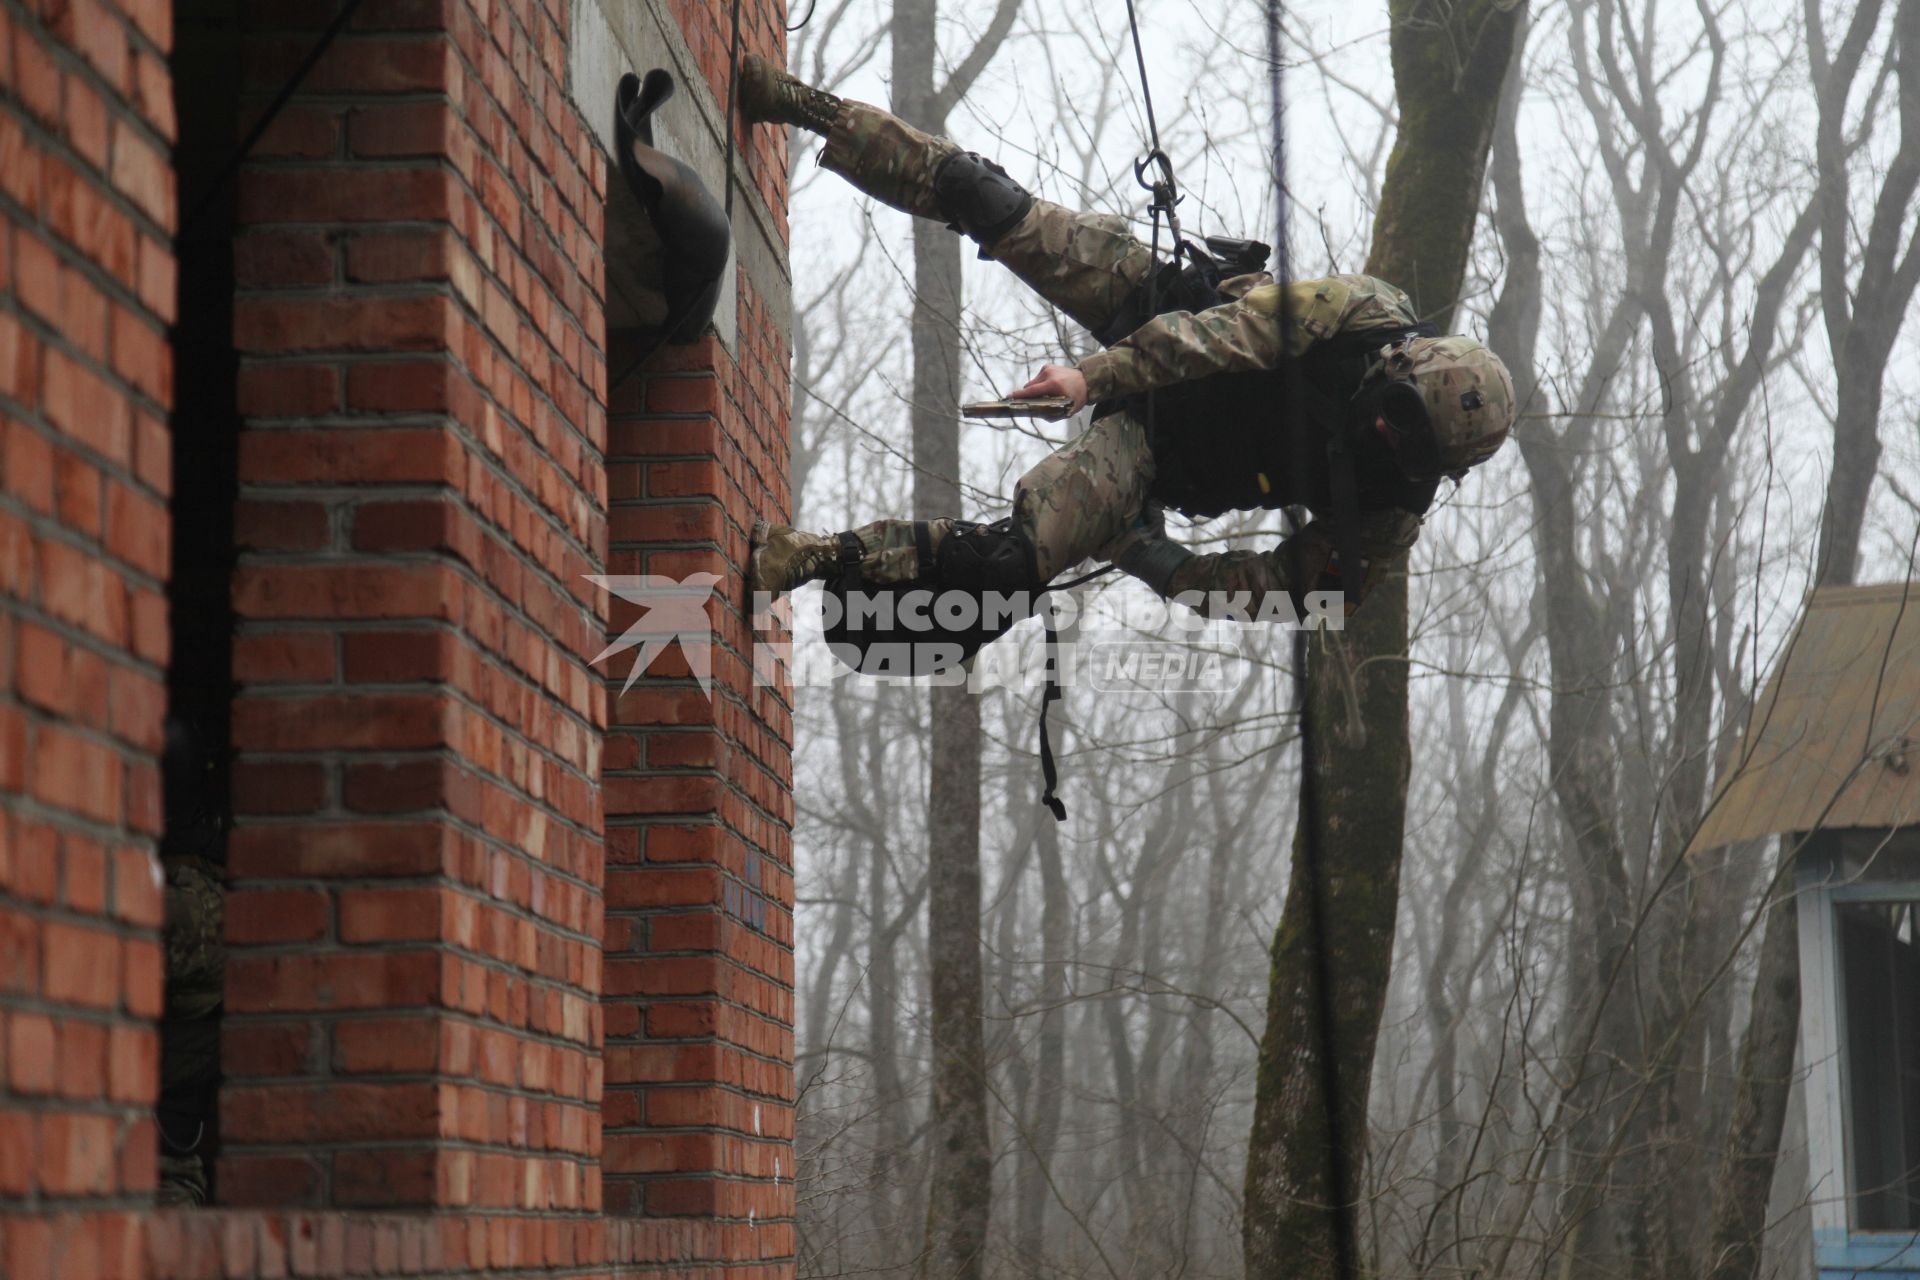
[1090,249,1229,347]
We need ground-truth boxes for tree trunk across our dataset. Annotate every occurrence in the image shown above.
[1014,817,1068,1265]
[1702,886,1801,1280]
[894,1,990,1273]
[1101,765,1186,1269]
[1243,4,1524,1277]
[865,692,910,1258]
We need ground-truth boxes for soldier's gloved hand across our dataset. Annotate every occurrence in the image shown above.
[1284,521,1338,587]
[1104,502,1191,596]
[1011,364,1088,415]
[1285,521,1366,615]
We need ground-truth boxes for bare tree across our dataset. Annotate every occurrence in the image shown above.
[783,2,1896,1277]
[888,1,1022,1275]
[1812,0,1920,585]
[1707,2,1920,1273]
[1243,5,1525,1279]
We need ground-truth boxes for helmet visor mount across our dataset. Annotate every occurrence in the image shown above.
[1352,372,1442,481]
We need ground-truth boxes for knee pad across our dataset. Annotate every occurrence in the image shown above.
[932,152,1035,247]
[822,519,1039,680]
[936,519,1045,597]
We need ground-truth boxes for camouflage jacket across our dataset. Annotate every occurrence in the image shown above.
[1075,273,1420,403]
[1081,274,1428,612]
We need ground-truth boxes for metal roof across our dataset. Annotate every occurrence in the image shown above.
[1688,582,1920,853]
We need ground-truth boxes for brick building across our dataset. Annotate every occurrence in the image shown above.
[0,0,798,1274]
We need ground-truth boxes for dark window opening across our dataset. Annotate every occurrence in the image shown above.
[1839,897,1920,1231]
[160,0,242,1210]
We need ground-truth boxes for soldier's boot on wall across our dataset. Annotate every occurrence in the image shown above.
[736,55,844,134]
[750,521,843,598]
[740,58,957,220]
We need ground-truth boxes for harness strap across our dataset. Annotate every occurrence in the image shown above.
[913,521,934,578]
[835,530,865,588]
[1323,431,1367,602]
[1029,563,1116,824]
[1038,608,1068,822]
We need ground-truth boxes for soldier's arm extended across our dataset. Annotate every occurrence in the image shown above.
[1075,274,1417,403]
[1110,509,1422,619]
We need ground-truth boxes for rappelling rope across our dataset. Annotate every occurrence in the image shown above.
[1111,0,1360,1274]
[1031,0,1188,825]
[1122,0,1183,255]
[720,0,747,222]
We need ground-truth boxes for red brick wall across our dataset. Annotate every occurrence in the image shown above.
[599,328,795,1253]
[218,0,609,1216]
[0,0,178,1257]
[596,0,797,1263]
[658,0,787,238]
[0,0,795,1270]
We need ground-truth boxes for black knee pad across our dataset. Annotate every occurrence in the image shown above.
[822,520,1040,680]
[936,519,1045,596]
[932,152,1035,247]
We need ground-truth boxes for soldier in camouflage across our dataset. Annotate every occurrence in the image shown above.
[738,57,1517,617]
[156,717,225,1207]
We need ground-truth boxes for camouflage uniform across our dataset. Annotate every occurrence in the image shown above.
[154,715,227,1208]
[157,855,224,1206]
[815,100,1432,608]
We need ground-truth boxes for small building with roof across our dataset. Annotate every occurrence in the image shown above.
[1692,582,1920,1278]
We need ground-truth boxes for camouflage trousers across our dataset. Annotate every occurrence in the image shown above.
[818,101,1160,583]
[157,857,224,1207]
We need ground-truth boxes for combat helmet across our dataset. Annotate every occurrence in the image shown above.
[614,70,732,345]
[1358,334,1517,478]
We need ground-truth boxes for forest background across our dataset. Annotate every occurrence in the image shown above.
[772,0,1920,1275]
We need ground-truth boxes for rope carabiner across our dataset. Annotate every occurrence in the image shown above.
[1132,148,1186,264]
[1132,148,1177,198]
[1123,0,1187,261]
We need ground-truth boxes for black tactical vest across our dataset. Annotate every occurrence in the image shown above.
[1102,327,1439,520]
[1089,253,1439,520]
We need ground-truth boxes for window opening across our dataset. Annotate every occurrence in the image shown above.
[1838,897,1920,1231]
